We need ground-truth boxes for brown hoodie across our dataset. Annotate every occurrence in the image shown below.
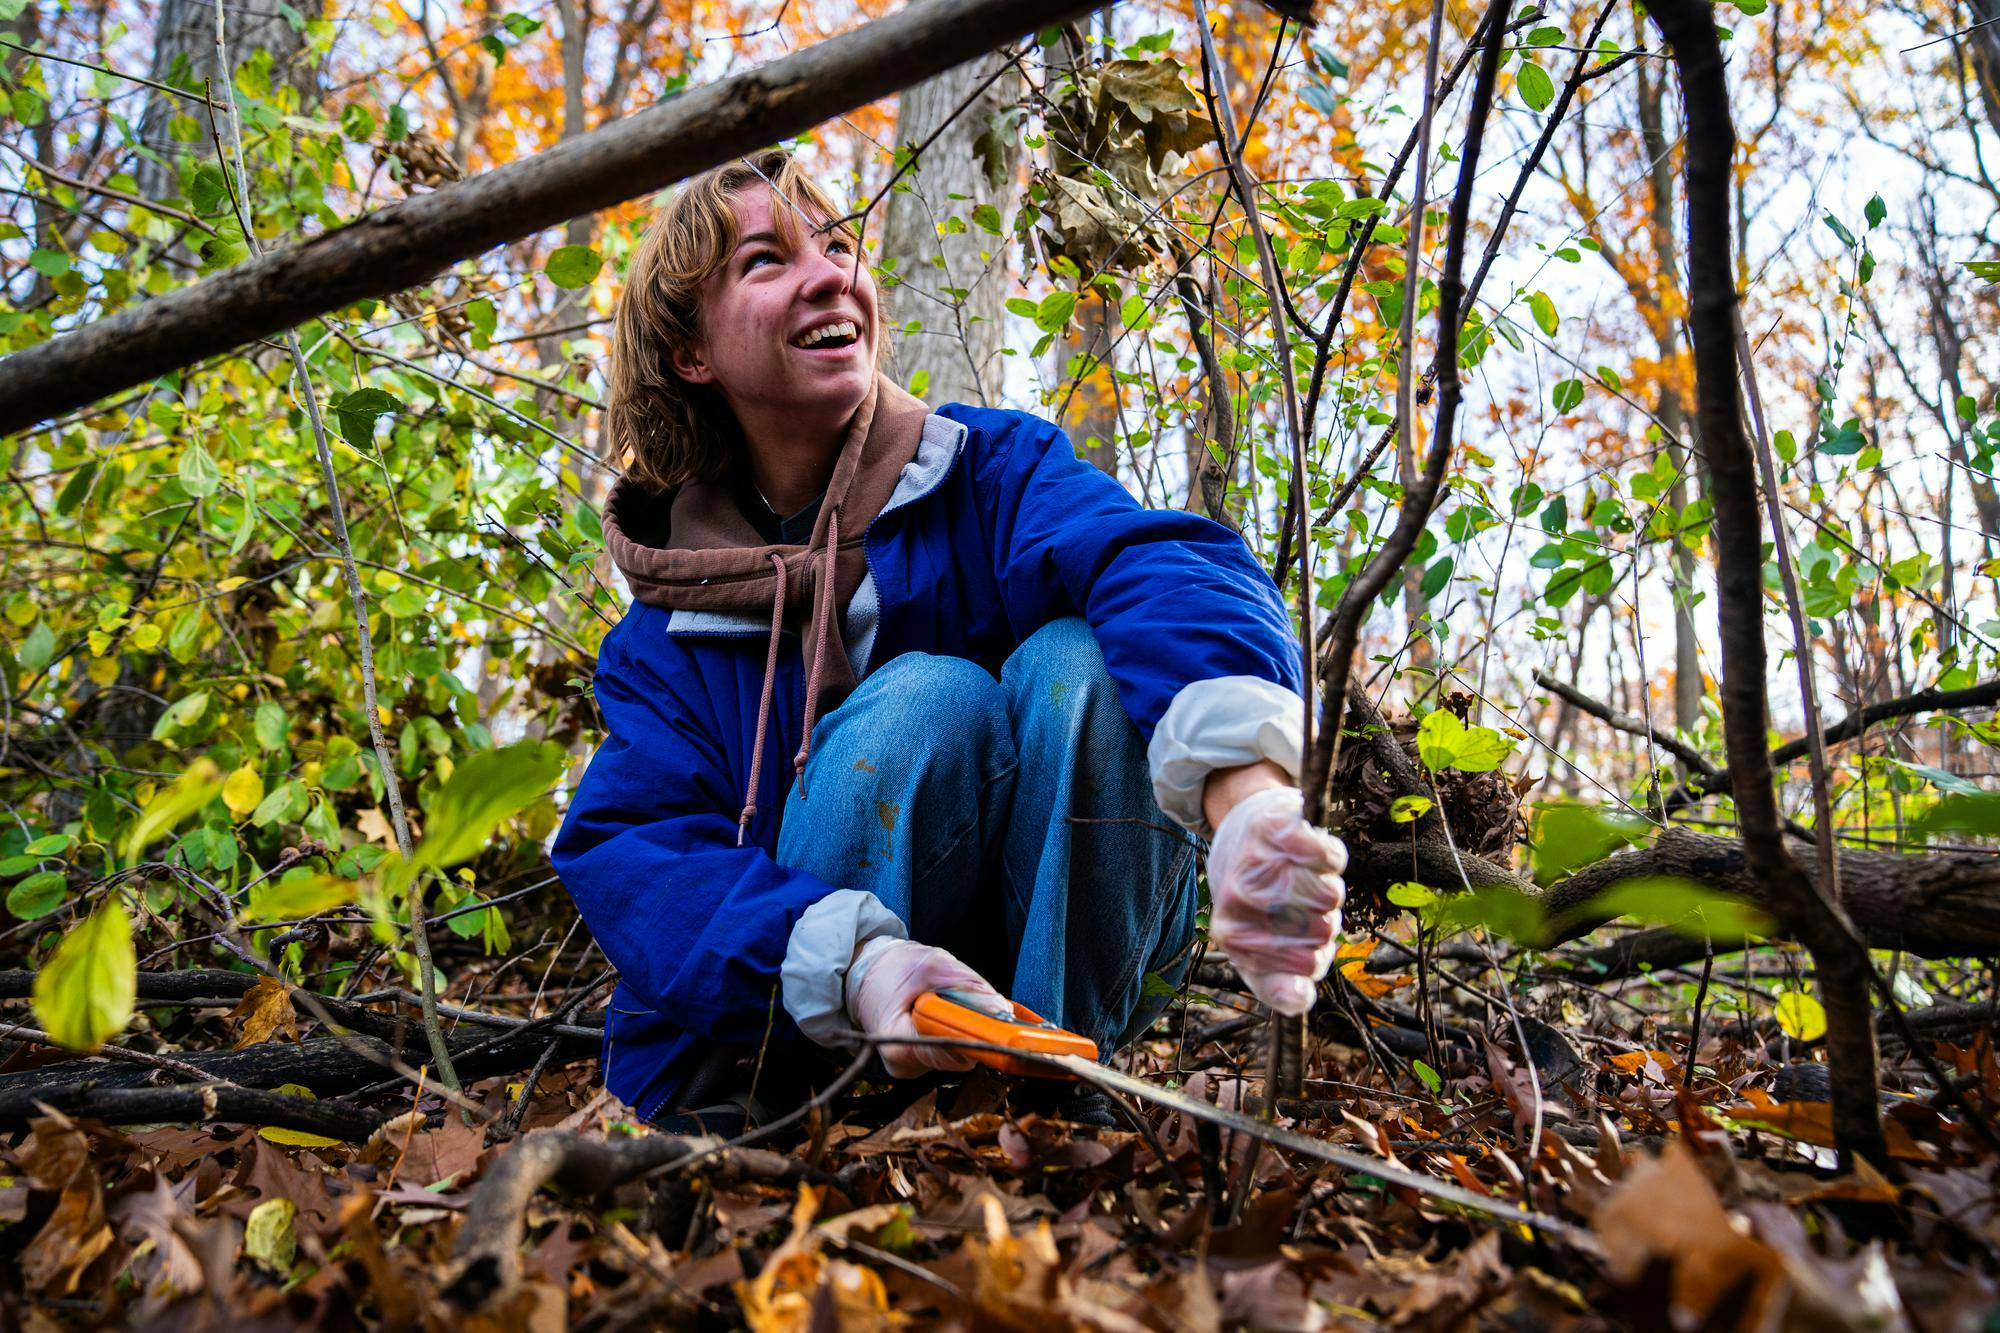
[601,373,933,839]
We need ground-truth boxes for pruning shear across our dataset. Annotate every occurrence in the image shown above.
[912,988,1098,1079]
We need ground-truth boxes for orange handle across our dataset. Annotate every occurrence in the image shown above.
[911,988,1099,1079]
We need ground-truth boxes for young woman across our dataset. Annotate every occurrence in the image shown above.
[551,149,1348,1130]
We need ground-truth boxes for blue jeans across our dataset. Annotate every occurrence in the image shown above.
[777,618,1202,1059]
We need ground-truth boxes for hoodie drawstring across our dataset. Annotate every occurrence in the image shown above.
[793,506,840,796]
[737,506,842,841]
[738,551,788,847]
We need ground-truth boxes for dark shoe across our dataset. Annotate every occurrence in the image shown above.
[1012,1079,1121,1129]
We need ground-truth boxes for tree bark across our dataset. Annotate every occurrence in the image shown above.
[880,50,1022,409]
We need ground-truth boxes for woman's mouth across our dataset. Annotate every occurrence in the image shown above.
[791,319,862,353]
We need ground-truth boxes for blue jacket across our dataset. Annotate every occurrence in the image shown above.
[550,403,1302,1119]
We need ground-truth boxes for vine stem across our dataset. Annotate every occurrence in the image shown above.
[1191,0,1313,1124]
[205,4,459,1092]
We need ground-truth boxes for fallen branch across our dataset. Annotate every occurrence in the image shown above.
[0,1082,387,1141]
[0,0,1108,435]
[443,1129,829,1312]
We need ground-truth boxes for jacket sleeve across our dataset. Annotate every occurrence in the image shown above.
[959,408,1308,837]
[550,621,897,1045]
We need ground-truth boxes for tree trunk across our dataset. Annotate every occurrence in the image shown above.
[134,0,324,203]
[880,50,1023,409]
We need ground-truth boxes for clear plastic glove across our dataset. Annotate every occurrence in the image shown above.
[846,936,1008,1079]
[1207,785,1348,1016]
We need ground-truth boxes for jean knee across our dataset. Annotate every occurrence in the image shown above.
[1001,617,1115,709]
[829,651,1010,766]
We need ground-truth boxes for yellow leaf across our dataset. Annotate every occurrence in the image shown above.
[216,576,248,592]
[244,1198,298,1272]
[87,657,119,687]
[129,623,162,651]
[1772,991,1827,1042]
[258,1084,346,1149]
[122,759,222,860]
[223,765,265,818]
[31,900,136,1053]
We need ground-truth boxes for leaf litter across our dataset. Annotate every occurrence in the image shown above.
[2,946,1997,1331]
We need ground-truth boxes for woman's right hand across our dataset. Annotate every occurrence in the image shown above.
[845,936,1008,1078]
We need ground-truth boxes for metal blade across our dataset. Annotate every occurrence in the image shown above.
[1046,1054,1592,1244]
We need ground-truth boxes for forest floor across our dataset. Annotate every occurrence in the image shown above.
[2,924,1998,1331]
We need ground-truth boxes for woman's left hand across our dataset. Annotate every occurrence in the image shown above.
[1203,784,1348,1016]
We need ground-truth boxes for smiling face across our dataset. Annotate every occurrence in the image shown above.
[668,181,880,436]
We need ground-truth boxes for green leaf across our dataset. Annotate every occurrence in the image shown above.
[1415,710,1514,774]
[1389,795,1433,824]
[1965,260,2000,283]
[16,620,55,673]
[1551,378,1585,412]
[465,296,497,348]
[1387,881,1438,908]
[251,778,308,828]
[32,899,136,1052]
[333,388,399,449]
[1864,194,1886,229]
[545,245,602,289]
[1912,791,2000,841]
[24,833,73,856]
[1822,212,1857,247]
[1526,291,1558,337]
[1033,290,1079,334]
[255,700,289,751]
[28,247,70,278]
[1530,803,1650,884]
[7,871,67,920]
[1419,555,1454,599]
[55,461,98,516]
[413,740,567,871]
[191,164,231,215]
[1525,24,1565,45]
[151,690,211,741]
[1773,991,1826,1042]
[1411,1059,1443,1094]
[1562,877,1775,943]
[907,369,930,399]
[971,203,1002,235]
[178,442,222,498]
[1517,61,1555,112]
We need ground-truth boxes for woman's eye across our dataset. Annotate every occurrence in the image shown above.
[827,238,854,258]
[746,251,778,270]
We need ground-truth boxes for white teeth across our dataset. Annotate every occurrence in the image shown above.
[795,320,857,348]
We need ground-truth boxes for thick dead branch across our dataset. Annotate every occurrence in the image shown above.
[0,1082,387,1140]
[0,0,1107,435]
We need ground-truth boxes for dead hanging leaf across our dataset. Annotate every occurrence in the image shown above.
[1594,1142,1786,1328]
[964,1193,1072,1332]
[228,976,298,1049]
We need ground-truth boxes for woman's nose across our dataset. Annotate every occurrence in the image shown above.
[796,245,854,301]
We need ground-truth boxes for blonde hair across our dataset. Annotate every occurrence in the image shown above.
[608,149,875,493]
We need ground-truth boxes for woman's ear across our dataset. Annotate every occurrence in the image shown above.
[669,338,715,385]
